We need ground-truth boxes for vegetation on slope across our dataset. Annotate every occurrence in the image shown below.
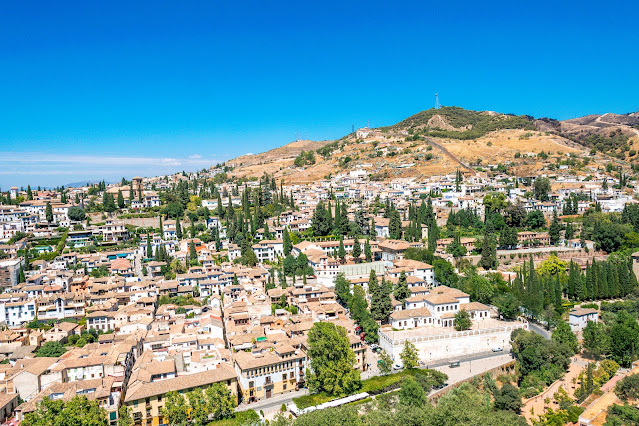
[384,106,536,140]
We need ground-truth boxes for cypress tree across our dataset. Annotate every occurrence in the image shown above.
[283,228,292,256]
[428,221,439,253]
[146,233,152,258]
[352,236,361,260]
[364,239,372,262]
[610,261,620,298]
[554,272,562,308]
[337,237,346,262]
[176,218,182,239]
[585,262,594,300]
[394,271,411,304]
[45,202,53,223]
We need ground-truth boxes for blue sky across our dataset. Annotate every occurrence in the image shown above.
[1,0,638,188]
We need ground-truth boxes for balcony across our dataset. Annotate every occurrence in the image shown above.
[265,377,272,385]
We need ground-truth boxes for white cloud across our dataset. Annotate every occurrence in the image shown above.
[0,152,233,187]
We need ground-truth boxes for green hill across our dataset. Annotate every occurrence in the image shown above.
[383,106,536,140]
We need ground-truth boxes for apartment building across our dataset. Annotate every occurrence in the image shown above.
[233,344,306,402]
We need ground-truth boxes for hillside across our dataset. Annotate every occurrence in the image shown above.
[223,107,639,183]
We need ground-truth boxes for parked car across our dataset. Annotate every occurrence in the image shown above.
[359,332,366,341]
[492,347,503,352]
[449,361,460,368]
[393,363,404,370]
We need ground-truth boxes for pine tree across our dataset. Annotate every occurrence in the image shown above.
[176,218,182,239]
[117,190,125,209]
[26,185,33,200]
[18,266,25,283]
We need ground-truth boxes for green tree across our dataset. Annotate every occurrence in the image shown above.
[337,237,346,262]
[36,341,67,357]
[22,396,108,426]
[334,273,351,306]
[610,310,639,367]
[378,350,393,375]
[364,238,372,262]
[447,231,467,263]
[534,177,551,202]
[205,382,236,420]
[312,202,332,237]
[454,309,472,331]
[499,225,519,249]
[583,320,610,359]
[352,236,361,259]
[494,382,522,413]
[399,377,427,407]
[526,210,546,229]
[45,201,53,223]
[549,211,562,245]
[117,406,133,426]
[68,206,86,221]
[176,218,182,239]
[394,271,411,304]
[552,321,579,355]
[615,373,639,401]
[283,228,292,256]
[307,322,361,396]
[400,340,419,369]
[189,240,198,265]
[117,189,125,209]
[146,233,153,259]
[162,391,189,426]
[26,185,33,200]
[370,273,392,323]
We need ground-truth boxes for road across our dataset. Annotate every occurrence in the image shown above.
[528,321,551,340]
[239,350,515,416]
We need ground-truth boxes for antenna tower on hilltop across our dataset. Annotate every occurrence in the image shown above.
[435,93,440,110]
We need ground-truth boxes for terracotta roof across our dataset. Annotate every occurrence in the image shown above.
[124,365,236,402]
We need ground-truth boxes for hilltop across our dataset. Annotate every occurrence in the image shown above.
[222,107,639,183]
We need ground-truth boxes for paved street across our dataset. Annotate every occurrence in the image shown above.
[240,350,515,417]
[528,321,551,340]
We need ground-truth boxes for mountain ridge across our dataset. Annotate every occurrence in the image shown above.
[222,107,639,183]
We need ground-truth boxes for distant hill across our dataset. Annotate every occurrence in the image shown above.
[223,107,639,183]
[64,179,116,188]
[382,106,537,140]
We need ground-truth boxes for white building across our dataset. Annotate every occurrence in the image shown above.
[568,307,599,332]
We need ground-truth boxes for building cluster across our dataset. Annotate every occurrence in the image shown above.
[0,165,629,425]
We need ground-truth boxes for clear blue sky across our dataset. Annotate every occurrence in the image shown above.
[1,0,638,188]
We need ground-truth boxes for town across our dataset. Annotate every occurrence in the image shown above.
[2,141,639,426]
